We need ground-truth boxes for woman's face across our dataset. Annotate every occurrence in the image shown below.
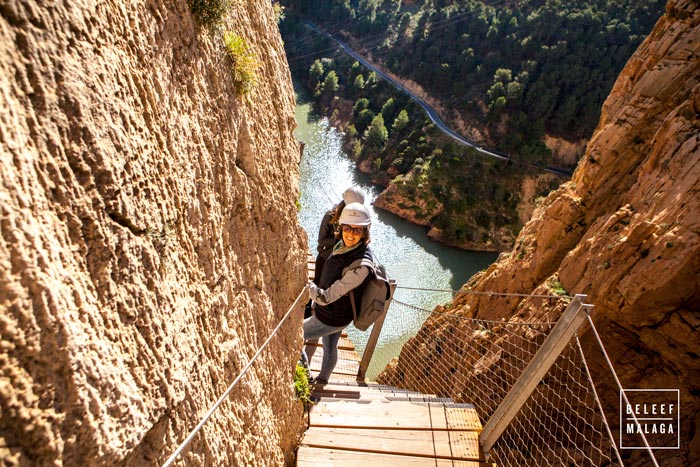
[341,224,364,248]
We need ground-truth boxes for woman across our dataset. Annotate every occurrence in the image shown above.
[313,186,365,284]
[302,202,373,384]
[305,186,365,318]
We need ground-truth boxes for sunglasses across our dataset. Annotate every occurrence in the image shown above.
[341,225,365,236]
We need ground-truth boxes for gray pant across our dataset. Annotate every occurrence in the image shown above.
[301,314,345,381]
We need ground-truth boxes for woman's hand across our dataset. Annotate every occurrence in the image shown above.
[308,281,320,301]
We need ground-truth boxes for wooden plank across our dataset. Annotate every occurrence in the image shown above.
[315,382,437,398]
[302,427,481,461]
[305,336,356,351]
[445,403,483,431]
[313,382,381,391]
[310,372,363,383]
[303,344,361,380]
[313,382,402,395]
[312,383,437,403]
[313,387,393,402]
[297,447,486,466]
[306,348,358,364]
[309,400,482,431]
[307,355,360,376]
[305,346,360,363]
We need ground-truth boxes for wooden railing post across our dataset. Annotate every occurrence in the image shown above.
[357,279,396,381]
[480,294,592,457]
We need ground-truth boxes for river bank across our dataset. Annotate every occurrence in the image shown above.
[294,73,561,252]
[294,93,497,377]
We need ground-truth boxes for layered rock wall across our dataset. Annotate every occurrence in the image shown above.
[1,1,306,466]
[381,1,699,465]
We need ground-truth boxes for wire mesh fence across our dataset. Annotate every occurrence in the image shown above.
[373,298,626,467]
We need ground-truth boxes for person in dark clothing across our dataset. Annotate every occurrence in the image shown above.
[302,202,373,384]
[305,186,365,318]
[313,186,365,283]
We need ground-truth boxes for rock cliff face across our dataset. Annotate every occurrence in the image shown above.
[1,2,307,466]
[381,0,699,465]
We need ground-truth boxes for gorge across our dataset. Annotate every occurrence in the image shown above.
[1,0,698,466]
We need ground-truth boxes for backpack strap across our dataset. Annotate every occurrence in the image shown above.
[349,288,358,322]
[345,257,372,322]
[344,257,376,276]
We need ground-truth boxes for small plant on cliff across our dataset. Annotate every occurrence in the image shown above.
[224,32,260,95]
[272,2,285,24]
[294,363,311,409]
[188,0,228,28]
[549,278,568,296]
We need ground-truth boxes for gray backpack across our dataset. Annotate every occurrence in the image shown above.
[346,257,396,331]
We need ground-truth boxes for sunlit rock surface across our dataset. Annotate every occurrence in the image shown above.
[1,1,307,465]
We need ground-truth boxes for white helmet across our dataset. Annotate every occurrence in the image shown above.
[342,186,365,205]
[339,202,371,226]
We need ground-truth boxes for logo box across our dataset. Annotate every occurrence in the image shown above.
[619,389,680,449]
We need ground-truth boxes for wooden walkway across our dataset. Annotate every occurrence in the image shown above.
[300,253,493,465]
[299,349,492,465]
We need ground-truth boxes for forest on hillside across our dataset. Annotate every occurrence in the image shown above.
[278,0,665,250]
[284,0,663,142]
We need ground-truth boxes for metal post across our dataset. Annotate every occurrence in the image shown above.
[480,294,592,457]
[357,279,396,381]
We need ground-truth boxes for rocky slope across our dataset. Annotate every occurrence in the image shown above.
[1,1,307,466]
[374,171,558,252]
[380,0,699,465]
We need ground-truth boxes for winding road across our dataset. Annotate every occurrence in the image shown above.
[306,22,572,177]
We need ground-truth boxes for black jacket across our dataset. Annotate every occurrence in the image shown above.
[316,208,338,260]
[314,245,373,327]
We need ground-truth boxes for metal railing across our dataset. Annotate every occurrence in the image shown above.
[365,292,660,467]
[161,286,308,467]
[480,295,592,456]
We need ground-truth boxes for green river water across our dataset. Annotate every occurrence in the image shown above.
[295,92,497,379]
